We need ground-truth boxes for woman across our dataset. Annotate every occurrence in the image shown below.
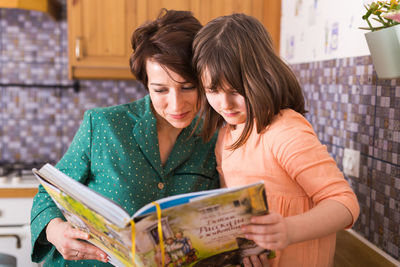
[30,9,219,266]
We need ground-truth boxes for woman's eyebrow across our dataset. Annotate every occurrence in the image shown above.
[149,83,166,86]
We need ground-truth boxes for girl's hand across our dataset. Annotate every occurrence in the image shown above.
[241,212,291,250]
[46,218,108,262]
[237,253,270,267]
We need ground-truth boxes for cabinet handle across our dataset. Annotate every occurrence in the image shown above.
[75,37,82,60]
[0,234,21,248]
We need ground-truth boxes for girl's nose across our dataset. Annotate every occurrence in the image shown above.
[220,93,233,110]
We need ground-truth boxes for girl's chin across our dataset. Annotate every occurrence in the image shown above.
[222,116,245,126]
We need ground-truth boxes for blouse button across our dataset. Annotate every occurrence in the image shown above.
[158,182,164,190]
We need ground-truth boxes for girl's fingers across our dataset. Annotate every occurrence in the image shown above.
[258,253,270,266]
[250,213,282,224]
[249,255,262,267]
[243,257,252,267]
[243,233,287,250]
[245,232,281,244]
[241,255,270,267]
[242,224,281,235]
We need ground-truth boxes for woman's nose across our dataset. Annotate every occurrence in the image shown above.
[169,91,184,111]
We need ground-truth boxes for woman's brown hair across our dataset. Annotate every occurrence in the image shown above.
[130,9,202,92]
[193,13,306,149]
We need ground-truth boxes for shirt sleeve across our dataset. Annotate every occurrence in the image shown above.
[268,114,360,227]
[30,110,93,262]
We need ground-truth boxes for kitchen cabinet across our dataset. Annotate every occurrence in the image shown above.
[0,0,61,20]
[67,0,281,80]
[67,0,136,79]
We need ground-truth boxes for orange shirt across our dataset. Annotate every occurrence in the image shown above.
[215,109,359,267]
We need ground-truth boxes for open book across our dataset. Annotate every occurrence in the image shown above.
[33,163,273,267]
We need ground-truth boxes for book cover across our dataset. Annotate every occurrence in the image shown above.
[33,163,272,267]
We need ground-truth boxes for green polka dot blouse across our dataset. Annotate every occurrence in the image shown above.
[30,95,219,266]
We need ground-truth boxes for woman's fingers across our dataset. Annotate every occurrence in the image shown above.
[68,239,108,262]
[71,245,108,262]
[62,241,108,262]
[46,219,108,262]
[65,227,90,240]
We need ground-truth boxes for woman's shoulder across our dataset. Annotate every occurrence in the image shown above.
[83,95,151,121]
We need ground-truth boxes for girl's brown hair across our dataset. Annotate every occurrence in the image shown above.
[193,13,306,149]
[130,9,202,91]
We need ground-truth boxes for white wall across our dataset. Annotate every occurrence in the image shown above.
[280,0,373,63]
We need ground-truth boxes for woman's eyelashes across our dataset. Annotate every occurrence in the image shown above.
[182,85,195,90]
[153,87,168,93]
[152,85,195,93]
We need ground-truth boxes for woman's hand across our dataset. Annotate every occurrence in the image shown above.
[46,218,108,262]
[241,212,290,250]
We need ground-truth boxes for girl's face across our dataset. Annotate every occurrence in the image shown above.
[202,70,247,126]
[147,59,198,130]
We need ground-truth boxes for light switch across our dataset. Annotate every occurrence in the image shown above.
[342,148,360,178]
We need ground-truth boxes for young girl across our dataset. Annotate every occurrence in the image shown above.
[193,13,359,267]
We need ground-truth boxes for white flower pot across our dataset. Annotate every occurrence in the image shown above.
[365,24,400,79]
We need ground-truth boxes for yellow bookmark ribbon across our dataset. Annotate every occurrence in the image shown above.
[130,220,136,266]
[152,201,165,267]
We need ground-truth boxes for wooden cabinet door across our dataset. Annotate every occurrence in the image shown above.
[189,0,262,25]
[136,0,191,22]
[68,0,136,79]
[136,0,280,54]
[67,0,280,80]
[190,0,280,52]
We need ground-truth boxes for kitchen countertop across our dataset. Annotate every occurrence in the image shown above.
[0,178,39,198]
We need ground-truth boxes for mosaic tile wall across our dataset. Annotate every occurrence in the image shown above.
[0,8,147,165]
[291,57,400,260]
[0,3,399,262]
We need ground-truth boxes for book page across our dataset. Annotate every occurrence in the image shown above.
[133,182,270,267]
[33,169,135,266]
[35,164,130,227]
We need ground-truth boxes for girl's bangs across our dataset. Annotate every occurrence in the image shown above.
[200,46,243,94]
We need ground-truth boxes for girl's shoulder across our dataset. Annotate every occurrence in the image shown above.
[267,109,313,135]
[259,109,317,148]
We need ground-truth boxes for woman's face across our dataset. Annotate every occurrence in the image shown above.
[202,70,247,126]
[147,59,198,130]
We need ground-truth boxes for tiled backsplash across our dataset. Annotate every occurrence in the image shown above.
[0,8,147,164]
[291,58,400,259]
[0,5,399,261]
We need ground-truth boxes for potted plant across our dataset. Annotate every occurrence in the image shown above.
[360,0,400,79]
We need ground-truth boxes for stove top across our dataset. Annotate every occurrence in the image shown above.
[0,162,47,188]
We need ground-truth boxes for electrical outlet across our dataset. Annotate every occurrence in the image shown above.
[342,148,360,178]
